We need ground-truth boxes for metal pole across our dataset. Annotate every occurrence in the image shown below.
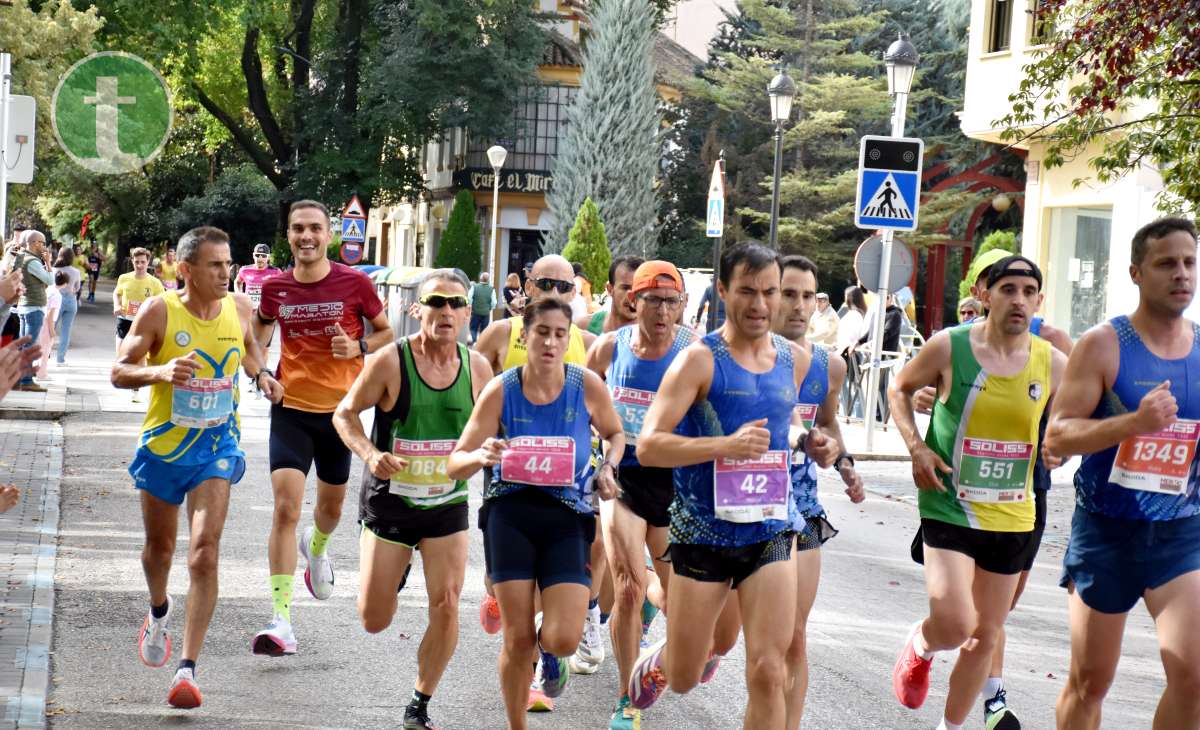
[0,53,11,242]
[489,169,501,282]
[708,151,725,332]
[864,91,908,453]
[768,121,784,248]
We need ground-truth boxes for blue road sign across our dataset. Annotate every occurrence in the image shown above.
[706,199,724,238]
[341,217,366,243]
[854,136,923,232]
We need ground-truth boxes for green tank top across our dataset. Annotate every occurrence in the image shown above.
[368,338,474,510]
[588,310,607,335]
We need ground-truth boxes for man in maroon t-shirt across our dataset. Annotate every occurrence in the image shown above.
[250,200,393,656]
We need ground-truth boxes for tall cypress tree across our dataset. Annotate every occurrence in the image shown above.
[562,198,613,292]
[434,190,483,280]
[546,0,661,257]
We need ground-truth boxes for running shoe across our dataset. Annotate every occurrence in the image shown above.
[137,596,173,668]
[251,614,298,656]
[609,695,641,730]
[700,651,721,684]
[627,637,667,711]
[479,594,502,635]
[569,604,605,673]
[298,526,335,600]
[526,685,554,712]
[892,620,932,709]
[402,703,437,729]
[166,667,202,709]
[534,613,571,699]
[984,688,1021,730]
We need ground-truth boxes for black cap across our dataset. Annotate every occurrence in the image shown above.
[253,243,271,255]
[986,255,1043,291]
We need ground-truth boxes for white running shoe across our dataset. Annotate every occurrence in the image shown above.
[137,596,173,668]
[251,614,297,656]
[568,604,605,674]
[167,667,202,709]
[298,525,335,600]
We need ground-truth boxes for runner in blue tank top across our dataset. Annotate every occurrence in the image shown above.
[586,260,696,728]
[448,298,625,730]
[624,242,840,727]
[1046,218,1200,729]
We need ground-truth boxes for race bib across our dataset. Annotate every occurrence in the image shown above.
[956,437,1032,502]
[171,377,234,429]
[500,436,576,487]
[249,292,262,308]
[389,438,456,499]
[713,450,790,523]
[125,300,141,317]
[1111,419,1200,495]
[88,262,99,272]
[791,404,819,465]
[612,386,654,445]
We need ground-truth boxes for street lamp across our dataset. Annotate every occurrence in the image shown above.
[486,145,507,285]
[864,33,920,453]
[767,69,796,248]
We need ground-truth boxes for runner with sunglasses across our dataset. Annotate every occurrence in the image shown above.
[333,269,492,730]
[251,200,394,657]
[449,297,625,730]
[236,243,282,310]
[586,260,695,729]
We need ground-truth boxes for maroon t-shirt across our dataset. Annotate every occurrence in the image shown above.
[259,262,384,412]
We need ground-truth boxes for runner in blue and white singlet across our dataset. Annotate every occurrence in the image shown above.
[1046,218,1200,727]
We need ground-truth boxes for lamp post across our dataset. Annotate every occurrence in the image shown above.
[864,33,919,452]
[767,69,796,248]
[486,145,507,285]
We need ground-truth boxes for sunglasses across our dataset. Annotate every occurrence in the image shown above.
[533,277,574,294]
[960,309,977,317]
[419,292,469,309]
[253,254,269,258]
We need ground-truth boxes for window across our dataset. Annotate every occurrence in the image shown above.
[1027,0,1051,44]
[986,0,1012,53]
[466,84,578,172]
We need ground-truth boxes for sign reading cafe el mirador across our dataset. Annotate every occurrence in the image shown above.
[454,169,553,195]
[52,52,173,175]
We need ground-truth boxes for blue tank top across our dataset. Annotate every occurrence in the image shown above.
[1030,316,1043,336]
[607,325,694,468]
[1074,316,1200,520]
[489,364,595,514]
[671,332,797,547]
[791,345,829,525]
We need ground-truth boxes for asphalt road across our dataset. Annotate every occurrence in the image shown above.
[45,292,1165,729]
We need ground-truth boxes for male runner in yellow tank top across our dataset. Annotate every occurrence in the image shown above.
[888,256,1067,730]
[112,227,280,710]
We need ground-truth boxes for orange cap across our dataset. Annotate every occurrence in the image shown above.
[630,260,684,295]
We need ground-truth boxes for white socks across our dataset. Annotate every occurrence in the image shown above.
[912,623,934,660]
[937,719,963,730]
[982,676,1004,699]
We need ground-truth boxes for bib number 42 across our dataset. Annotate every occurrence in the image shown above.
[739,473,769,495]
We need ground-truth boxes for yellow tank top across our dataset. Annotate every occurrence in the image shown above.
[138,292,244,464]
[504,317,588,369]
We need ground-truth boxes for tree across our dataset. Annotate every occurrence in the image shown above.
[546,0,661,257]
[1000,0,1200,208]
[170,164,279,263]
[956,229,1017,299]
[562,198,612,292]
[433,191,483,280]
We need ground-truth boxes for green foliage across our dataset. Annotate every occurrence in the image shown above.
[434,191,484,280]
[999,0,1200,209]
[171,164,279,263]
[956,229,1018,299]
[562,198,612,291]
[272,237,293,269]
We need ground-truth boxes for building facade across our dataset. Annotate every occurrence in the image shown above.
[959,0,1175,337]
[363,0,700,286]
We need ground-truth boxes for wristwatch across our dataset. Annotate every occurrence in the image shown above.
[358,338,368,356]
[834,452,855,471]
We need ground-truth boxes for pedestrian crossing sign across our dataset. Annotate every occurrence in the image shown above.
[341,217,366,242]
[854,135,923,232]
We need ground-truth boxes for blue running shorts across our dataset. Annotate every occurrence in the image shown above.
[130,449,245,506]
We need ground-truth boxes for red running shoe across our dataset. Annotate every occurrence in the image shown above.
[893,621,932,709]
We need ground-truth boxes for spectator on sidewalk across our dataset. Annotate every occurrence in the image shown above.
[808,292,840,349]
[468,271,496,343]
[53,249,81,366]
[501,272,525,317]
[12,230,53,393]
[36,274,62,380]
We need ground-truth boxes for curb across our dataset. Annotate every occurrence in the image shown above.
[0,410,65,422]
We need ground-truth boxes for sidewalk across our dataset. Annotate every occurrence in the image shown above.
[840,414,927,461]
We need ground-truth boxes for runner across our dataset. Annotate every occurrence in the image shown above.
[250,200,394,656]
[111,226,280,709]
[447,297,625,730]
[115,248,166,403]
[773,255,865,729]
[586,260,695,729]
[575,255,644,336]
[333,269,492,730]
[626,241,839,729]
[86,244,105,303]
[236,243,282,309]
[1044,218,1200,730]
[888,255,1066,730]
[158,248,180,291]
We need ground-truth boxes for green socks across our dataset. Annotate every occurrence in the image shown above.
[309,524,332,557]
[271,574,293,621]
